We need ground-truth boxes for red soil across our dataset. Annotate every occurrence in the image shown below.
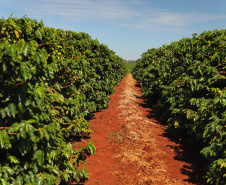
[71,73,206,185]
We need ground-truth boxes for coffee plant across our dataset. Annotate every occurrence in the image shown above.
[0,15,128,184]
[133,29,226,184]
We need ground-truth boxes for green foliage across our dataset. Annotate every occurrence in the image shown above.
[133,29,226,184]
[126,62,136,71]
[0,15,128,184]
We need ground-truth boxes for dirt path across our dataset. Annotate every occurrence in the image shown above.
[72,73,206,185]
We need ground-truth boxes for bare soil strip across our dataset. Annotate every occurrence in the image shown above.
[72,73,204,185]
[111,73,190,184]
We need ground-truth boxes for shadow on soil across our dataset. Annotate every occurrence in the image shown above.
[162,132,208,185]
[134,92,208,185]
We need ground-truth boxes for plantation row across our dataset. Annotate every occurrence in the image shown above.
[132,30,226,184]
[0,16,128,184]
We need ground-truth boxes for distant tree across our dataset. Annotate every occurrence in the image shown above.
[126,60,137,63]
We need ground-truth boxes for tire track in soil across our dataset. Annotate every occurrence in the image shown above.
[72,73,205,185]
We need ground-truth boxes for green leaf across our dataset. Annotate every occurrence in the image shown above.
[28,129,35,142]
[8,45,16,59]
[4,166,14,176]
[24,162,29,170]
[43,128,50,141]
[63,173,70,182]
[35,53,42,65]
[16,175,23,185]
[50,150,57,160]
[0,179,7,185]
[24,174,31,184]
[52,168,60,176]
[75,174,80,182]
[37,176,44,185]
[33,163,38,174]
[19,123,27,139]
[34,87,44,105]
[34,150,44,166]
[18,102,26,113]
[4,107,10,117]
[2,62,7,72]
[35,28,42,40]
[0,109,6,118]
[23,43,29,56]
[21,62,30,81]
[47,174,54,184]
[88,143,95,155]
[0,130,11,149]
[8,155,20,164]
[8,103,17,117]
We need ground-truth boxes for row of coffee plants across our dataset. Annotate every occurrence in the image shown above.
[132,30,226,184]
[0,15,128,184]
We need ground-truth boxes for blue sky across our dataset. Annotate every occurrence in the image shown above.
[1,0,226,60]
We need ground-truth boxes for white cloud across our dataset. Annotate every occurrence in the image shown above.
[5,0,226,31]
[23,0,138,21]
[151,13,191,26]
[149,12,226,26]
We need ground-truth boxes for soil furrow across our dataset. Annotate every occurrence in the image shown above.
[72,73,205,185]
